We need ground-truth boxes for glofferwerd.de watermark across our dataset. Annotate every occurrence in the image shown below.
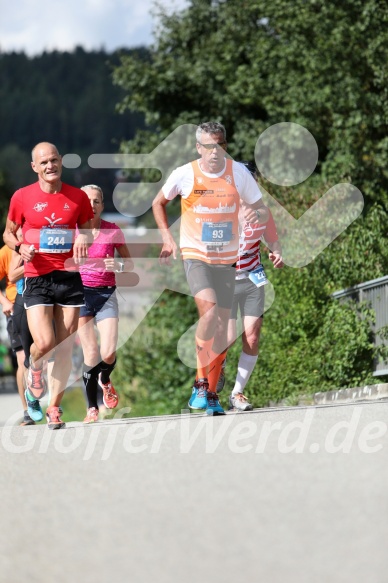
[1,406,386,460]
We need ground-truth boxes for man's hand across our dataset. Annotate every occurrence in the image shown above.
[1,297,14,317]
[243,202,270,224]
[269,251,284,268]
[253,205,270,224]
[21,244,36,263]
[73,233,89,264]
[159,240,177,266]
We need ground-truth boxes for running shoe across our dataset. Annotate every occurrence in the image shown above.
[98,376,119,409]
[228,392,253,411]
[26,361,47,399]
[24,388,43,422]
[188,378,208,410]
[205,391,225,415]
[46,406,65,430]
[20,411,35,426]
[46,392,63,415]
[83,407,99,424]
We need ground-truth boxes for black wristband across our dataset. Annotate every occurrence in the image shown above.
[15,244,21,254]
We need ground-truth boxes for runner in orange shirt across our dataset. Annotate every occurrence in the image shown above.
[0,242,40,425]
[152,122,269,414]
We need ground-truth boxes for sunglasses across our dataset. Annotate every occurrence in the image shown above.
[198,141,227,150]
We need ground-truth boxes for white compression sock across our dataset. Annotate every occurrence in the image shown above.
[232,352,258,395]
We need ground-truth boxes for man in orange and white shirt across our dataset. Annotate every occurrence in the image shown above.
[152,121,269,415]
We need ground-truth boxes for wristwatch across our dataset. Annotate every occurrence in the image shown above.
[255,210,261,221]
[115,262,124,273]
[15,244,21,254]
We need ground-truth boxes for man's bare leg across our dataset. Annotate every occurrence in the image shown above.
[48,305,80,407]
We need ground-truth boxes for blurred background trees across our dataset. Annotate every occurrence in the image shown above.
[0,46,146,215]
[1,0,387,412]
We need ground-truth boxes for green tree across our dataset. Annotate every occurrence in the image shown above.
[114,0,388,201]
[110,0,388,414]
[0,47,147,203]
[243,202,388,405]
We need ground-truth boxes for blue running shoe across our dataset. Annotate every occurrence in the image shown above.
[25,389,43,422]
[205,391,225,416]
[188,378,208,410]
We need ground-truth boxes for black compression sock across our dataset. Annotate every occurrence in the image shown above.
[82,363,100,409]
[99,358,116,385]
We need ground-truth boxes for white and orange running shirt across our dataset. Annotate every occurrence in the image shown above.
[162,158,262,264]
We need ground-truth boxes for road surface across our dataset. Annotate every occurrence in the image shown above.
[1,400,387,583]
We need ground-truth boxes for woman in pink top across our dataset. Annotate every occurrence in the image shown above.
[78,185,132,423]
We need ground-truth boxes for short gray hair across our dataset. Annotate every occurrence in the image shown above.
[81,184,104,201]
[196,122,226,143]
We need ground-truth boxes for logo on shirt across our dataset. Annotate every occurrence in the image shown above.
[33,202,48,212]
[225,175,232,185]
[63,203,70,210]
[44,213,62,228]
[196,177,204,184]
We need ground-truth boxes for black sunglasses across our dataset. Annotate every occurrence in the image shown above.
[198,141,227,150]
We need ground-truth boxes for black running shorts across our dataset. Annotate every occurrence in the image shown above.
[6,315,23,352]
[23,270,85,308]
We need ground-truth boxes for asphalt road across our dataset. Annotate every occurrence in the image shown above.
[1,400,387,583]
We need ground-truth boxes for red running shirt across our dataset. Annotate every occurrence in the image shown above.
[8,182,93,277]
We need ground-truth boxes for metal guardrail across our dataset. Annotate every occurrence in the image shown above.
[332,275,388,376]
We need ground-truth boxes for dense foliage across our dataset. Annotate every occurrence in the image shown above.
[114,0,388,201]
[112,0,388,414]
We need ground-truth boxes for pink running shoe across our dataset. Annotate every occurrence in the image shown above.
[83,407,99,424]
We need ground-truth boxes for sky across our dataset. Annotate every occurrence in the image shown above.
[0,0,189,56]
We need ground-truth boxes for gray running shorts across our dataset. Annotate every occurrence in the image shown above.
[183,259,236,309]
[230,277,265,319]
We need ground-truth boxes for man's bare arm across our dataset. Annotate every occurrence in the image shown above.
[152,190,177,265]
[3,218,20,251]
[73,219,93,264]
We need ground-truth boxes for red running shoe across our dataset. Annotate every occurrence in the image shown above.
[46,406,65,430]
[98,376,119,409]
